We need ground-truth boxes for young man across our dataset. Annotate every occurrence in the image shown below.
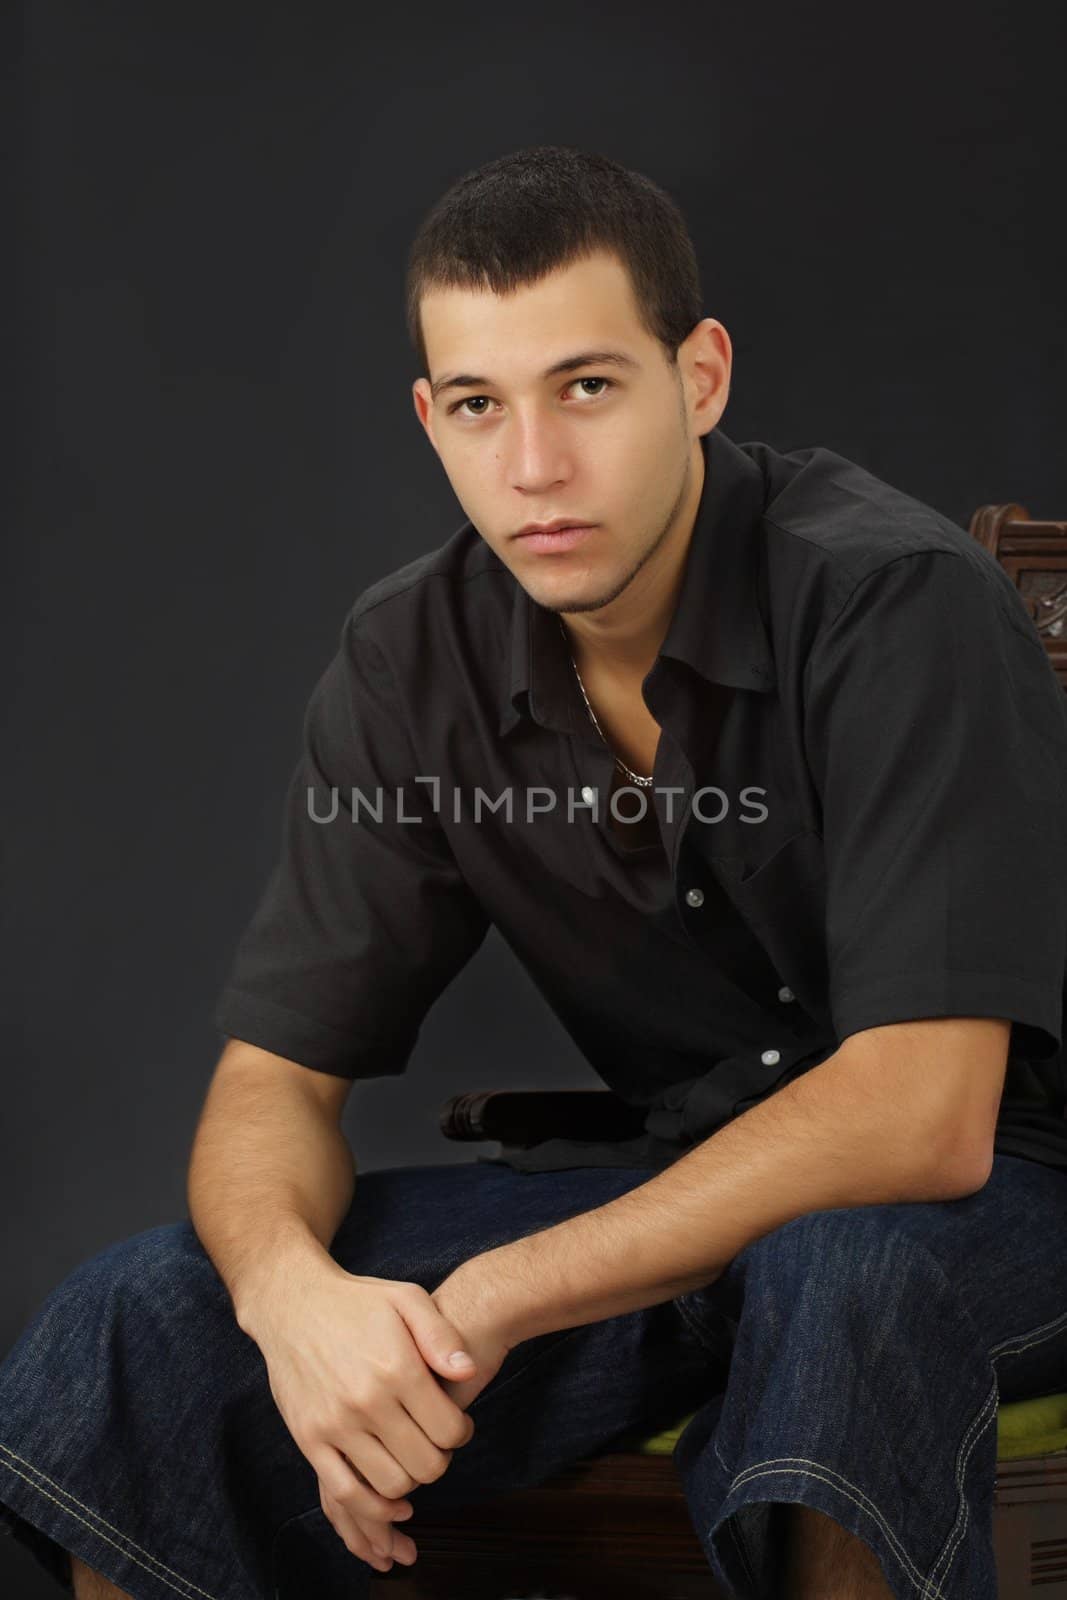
[2,144,1066,1600]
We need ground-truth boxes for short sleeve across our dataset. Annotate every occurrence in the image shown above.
[803,549,1067,1061]
[211,611,491,1077]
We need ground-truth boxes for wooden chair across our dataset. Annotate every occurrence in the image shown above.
[969,503,1067,690]
[369,503,1067,1598]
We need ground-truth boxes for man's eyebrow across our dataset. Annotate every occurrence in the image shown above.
[429,349,641,404]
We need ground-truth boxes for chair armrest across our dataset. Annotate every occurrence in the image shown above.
[439,1088,648,1146]
[969,501,1067,690]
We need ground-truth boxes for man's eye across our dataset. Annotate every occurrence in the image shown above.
[447,376,616,418]
[451,395,492,417]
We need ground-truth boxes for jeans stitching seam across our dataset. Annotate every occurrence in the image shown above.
[921,1305,1067,1598]
[724,1456,939,1599]
[918,1386,998,1600]
[0,1446,216,1600]
[990,1306,1067,1358]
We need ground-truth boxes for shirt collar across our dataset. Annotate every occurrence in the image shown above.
[497,425,775,740]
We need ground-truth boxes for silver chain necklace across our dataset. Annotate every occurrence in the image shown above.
[558,616,655,788]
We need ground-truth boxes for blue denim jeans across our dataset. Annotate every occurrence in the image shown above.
[1,1151,1066,1600]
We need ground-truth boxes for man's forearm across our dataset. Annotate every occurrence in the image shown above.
[187,1051,356,1339]
[451,1033,988,1347]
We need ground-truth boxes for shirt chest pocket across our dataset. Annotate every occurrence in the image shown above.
[706,828,831,1020]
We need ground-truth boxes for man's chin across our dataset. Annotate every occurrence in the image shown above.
[521,572,628,616]
[535,593,608,617]
[544,587,631,617]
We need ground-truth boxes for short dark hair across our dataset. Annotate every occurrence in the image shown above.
[405,145,704,379]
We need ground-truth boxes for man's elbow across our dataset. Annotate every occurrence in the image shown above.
[835,1018,1007,1201]
[921,1117,996,1199]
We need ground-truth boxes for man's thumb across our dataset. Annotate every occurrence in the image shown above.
[409,1305,476,1379]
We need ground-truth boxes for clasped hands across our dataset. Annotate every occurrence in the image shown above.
[256,1254,514,1576]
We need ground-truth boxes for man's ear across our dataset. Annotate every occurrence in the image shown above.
[411,378,439,453]
[681,318,732,434]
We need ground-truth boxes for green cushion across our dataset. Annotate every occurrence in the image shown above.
[637,1392,1067,1462]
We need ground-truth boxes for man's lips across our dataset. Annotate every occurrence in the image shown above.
[514,524,598,553]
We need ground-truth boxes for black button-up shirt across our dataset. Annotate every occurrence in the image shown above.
[212,428,1067,1173]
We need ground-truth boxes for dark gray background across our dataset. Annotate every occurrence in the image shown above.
[4,0,1065,1588]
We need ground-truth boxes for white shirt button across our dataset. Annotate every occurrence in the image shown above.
[777,985,795,1003]
[580,785,596,805]
[761,1048,781,1066]
[684,887,704,908]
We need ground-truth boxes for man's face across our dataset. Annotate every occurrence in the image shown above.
[412,249,730,619]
